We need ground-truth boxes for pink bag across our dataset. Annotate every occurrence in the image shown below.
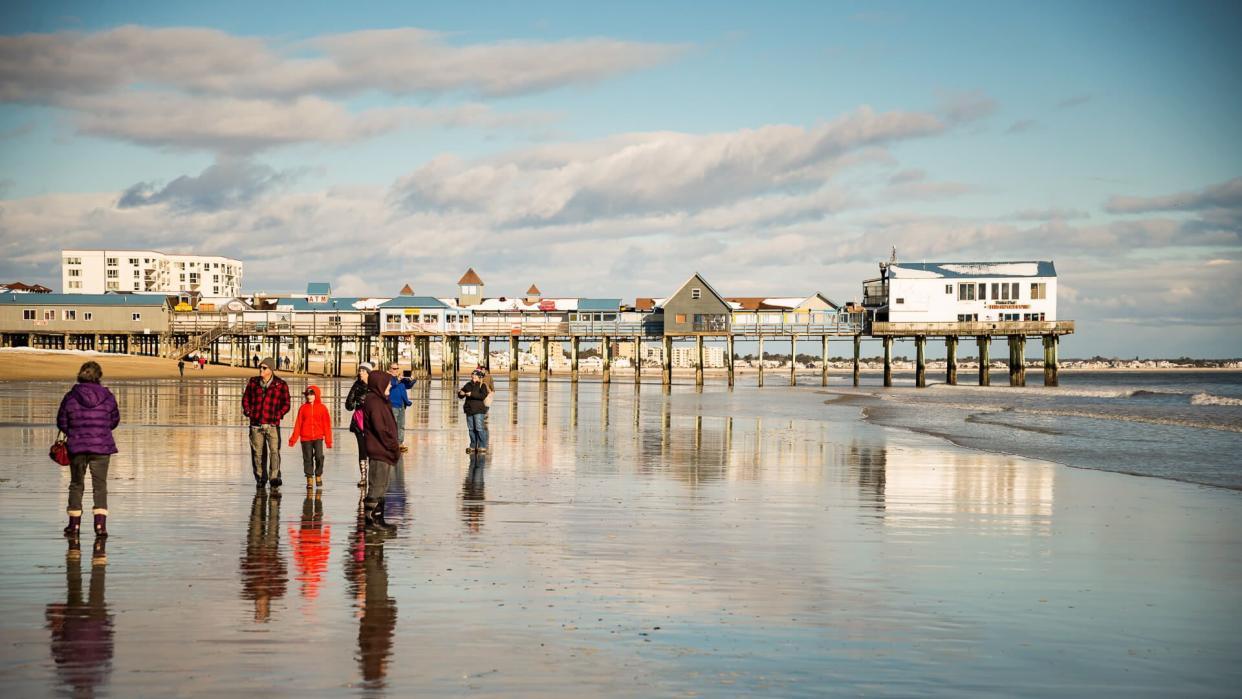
[352,409,365,433]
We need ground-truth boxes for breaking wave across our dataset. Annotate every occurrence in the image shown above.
[1191,392,1242,407]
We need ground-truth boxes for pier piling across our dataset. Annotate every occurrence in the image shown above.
[945,336,958,385]
[977,336,990,386]
[882,337,893,387]
[790,335,797,386]
[1043,335,1059,386]
[853,335,861,386]
[821,335,829,387]
[695,335,704,387]
[915,336,927,388]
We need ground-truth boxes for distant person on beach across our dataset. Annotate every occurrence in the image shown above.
[242,357,290,491]
[198,356,207,371]
[252,354,259,368]
[345,363,373,488]
[386,363,413,449]
[177,359,185,377]
[362,368,400,532]
[56,360,120,538]
[289,385,333,490]
[457,369,490,454]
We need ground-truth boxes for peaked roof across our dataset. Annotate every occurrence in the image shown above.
[306,282,331,295]
[399,284,414,295]
[526,284,541,295]
[667,273,728,307]
[458,268,483,285]
[888,261,1056,279]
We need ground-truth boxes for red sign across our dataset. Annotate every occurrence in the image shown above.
[538,299,556,311]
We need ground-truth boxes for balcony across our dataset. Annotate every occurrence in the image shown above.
[870,320,1075,337]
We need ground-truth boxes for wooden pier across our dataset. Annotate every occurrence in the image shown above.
[869,321,1075,387]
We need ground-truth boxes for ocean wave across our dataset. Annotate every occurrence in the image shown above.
[1190,392,1242,406]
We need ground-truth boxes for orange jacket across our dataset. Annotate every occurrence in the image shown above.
[288,385,333,448]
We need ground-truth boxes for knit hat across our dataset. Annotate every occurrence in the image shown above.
[259,357,276,371]
[358,362,374,372]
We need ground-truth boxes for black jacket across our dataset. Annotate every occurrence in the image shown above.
[458,380,490,416]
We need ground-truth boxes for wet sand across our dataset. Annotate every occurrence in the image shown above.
[0,378,1238,697]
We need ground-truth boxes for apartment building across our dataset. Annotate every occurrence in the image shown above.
[62,250,243,296]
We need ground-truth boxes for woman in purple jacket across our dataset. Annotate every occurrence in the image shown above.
[56,361,120,538]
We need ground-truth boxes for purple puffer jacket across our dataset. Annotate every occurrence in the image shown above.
[56,383,120,456]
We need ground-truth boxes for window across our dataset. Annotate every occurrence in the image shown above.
[385,313,401,325]
[691,288,702,300]
[128,258,138,265]
[462,284,477,295]
[106,269,118,278]
[956,313,978,322]
[895,297,905,304]
[675,314,687,323]
[106,281,118,290]
[65,256,81,265]
[23,309,35,320]
[1011,282,1020,300]
[106,257,118,266]
[133,270,140,277]
[68,281,81,289]
[1000,283,1010,301]
[1001,313,1021,321]
[1031,282,1047,300]
[43,309,55,320]
[958,284,975,301]
[132,312,141,321]
[84,312,92,321]
[63,309,76,321]
[978,283,987,300]
[945,284,953,294]
[991,283,999,300]
[67,269,80,277]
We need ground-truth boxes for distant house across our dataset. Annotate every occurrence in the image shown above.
[727,293,841,329]
[0,292,172,334]
[1,282,53,294]
[569,298,622,333]
[377,296,460,334]
[661,273,730,334]
[863,261,1057,323]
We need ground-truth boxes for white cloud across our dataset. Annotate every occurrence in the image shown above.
[1105,176,1242,214]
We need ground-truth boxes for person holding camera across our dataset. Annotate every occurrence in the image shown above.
[457,369,490,454]
[385,363,413,449]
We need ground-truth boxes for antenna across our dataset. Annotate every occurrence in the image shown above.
[889,246,898,265]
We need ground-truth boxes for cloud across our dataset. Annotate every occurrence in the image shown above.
[1104,176,1242,214]
[1011,207,1089,221]
[0,25,685,103]
[1054,93,1092,110]
[888,168,925,185]
[1006,119,1038,134]
[936,89,997,124]
[117,157,304,213]
[391,107,947,224]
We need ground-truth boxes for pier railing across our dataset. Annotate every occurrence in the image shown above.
[172,313,376,336]
[870,320,1075,337]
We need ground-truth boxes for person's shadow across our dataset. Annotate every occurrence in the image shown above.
[352,514,396,688]
[460,452,486,533]
[239,491,287,622]
[45,538,114,698]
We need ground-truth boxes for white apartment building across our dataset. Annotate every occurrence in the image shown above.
[863,261,1057,323]
[62,250,243,296]
[672,345,726,368]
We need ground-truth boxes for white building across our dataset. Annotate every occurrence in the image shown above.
[863,261,1057,323]
[62,250,243,296]
[672,345,726,368]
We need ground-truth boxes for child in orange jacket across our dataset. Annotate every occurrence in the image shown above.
[289,385,333,488]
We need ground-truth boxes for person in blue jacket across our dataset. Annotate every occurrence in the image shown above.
[385,362,413,450]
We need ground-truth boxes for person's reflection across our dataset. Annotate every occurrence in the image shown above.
[46,539,113,698]
[288,492,330,601]
[460,452,486,533]
[240,491,287,622]
[849,441,888,511]
[346,511,396,688]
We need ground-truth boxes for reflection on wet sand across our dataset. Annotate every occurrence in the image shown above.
[240,492,287,622]
[46,540,113,699]
[460,452,486,533]
[288,493,330,602]
[345,509,397,689]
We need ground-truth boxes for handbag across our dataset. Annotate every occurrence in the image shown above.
[483,386,494,408]
[49,431,70,466]
[351,408,365,434]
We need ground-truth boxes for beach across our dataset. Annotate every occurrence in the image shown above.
[0,374,1238,696]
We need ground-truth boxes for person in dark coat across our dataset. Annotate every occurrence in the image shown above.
[457,369,490,454]
[56,361,120,538]
[345,363,373,488]
[362,369,400,532]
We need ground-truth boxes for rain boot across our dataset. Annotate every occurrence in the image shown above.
[306,476,315,490]
[93,513,107,538]
[315,475,324,488]
[63,514,81,537]
[371,499,397,533]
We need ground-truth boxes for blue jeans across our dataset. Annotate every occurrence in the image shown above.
[391,406,406,444]
[466,412,488,450]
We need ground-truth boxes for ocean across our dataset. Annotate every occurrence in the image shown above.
[840,370,1242,490]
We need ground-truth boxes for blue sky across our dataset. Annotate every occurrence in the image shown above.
[1,1,1239,356]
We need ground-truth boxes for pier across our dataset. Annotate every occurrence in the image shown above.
[869,321,1075,387]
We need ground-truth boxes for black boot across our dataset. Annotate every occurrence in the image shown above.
[63,514,81,537]
[93,513,107,538]
[366,501,397,533]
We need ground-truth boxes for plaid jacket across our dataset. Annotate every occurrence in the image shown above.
[242,376,291,426]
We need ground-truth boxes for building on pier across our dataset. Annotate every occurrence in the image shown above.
[0,292,172,352]
[661,273,730,334]
[862,260,1057,324]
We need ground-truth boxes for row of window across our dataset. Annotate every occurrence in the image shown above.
[950,282,1047,301]
[21,309,143,321]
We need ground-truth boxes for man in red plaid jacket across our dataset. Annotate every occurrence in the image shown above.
[242,357,291,489]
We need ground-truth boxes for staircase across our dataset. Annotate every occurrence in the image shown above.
[164,322,230,359]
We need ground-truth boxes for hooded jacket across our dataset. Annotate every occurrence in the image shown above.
[363,370,401,464]
[289,385,333,448]
[56,383,120,456]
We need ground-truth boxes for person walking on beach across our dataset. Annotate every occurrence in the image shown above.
[362,368,400,533]
[242,357,290,490]
[345,363,372,488]
[56,361,120,538]
[289,385,333,489]
[252,353,259,368]
[457,368,490,454]
[386,362,413,449]
[177,359,185,377]
[198,356,206,371]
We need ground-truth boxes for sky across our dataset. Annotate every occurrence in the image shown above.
[0,0,1239,357]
